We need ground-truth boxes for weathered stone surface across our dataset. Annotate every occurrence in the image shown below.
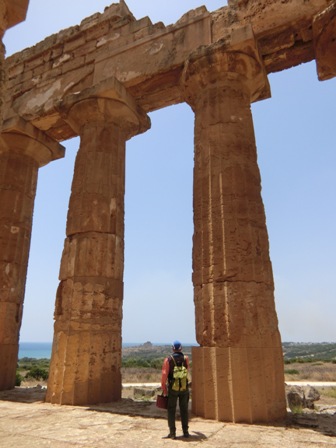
[287,385,321,410]
[46,82,150,406]
[0,1,29,129]
[313,1,336,80]
[0,0,335,424]
[3,0,333,141]
[1,0,29,31]
[192,346,286,422]
[180,38,286,422]
[0,118,64,390]
[1,393,335,447]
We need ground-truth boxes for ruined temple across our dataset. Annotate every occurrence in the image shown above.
[0,0,335,423]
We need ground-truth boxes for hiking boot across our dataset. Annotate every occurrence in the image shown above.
[183,431,190,438]
[167,433,176,439]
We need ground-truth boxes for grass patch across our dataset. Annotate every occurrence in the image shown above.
[318,387,336,400]
[285,369,299,375]
[289,404,303,415]
[284,361,336,382]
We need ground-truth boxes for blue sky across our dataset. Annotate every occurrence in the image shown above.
[4,1,336,344]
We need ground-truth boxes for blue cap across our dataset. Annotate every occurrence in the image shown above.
[173,340,182,350]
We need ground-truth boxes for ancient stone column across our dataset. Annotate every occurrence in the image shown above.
[0,2,6,122]
[46,79,150,405]
[0,119,64,390]
[182,37,287,422]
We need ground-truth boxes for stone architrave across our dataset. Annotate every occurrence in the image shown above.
[313,1,336,80]
[0,0,29,122]
[0,1,29,30]
[46,78,150,405]
[182,29,287,423]
[0,119,64,390]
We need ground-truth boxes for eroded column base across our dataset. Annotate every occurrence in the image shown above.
[0,343,18,390]
[46,330,121,405]
[192,346,287,423]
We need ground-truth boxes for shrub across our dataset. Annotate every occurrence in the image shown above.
[25,366,49,381]
[149,358,165,369]
[290,404,303,414]
[285,369,299,375]
[15,372,23,386]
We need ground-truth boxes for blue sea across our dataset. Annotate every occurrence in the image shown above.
[19,342,52,359]
[18,341,187,359]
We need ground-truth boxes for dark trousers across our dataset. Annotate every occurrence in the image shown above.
[167,386,189,434]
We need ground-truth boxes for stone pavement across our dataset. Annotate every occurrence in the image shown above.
[0,387,335,447]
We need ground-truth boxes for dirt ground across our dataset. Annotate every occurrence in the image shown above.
[0,385,335,447]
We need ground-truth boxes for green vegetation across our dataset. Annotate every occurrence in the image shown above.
[15,342,335,385]
[282,342,336,361]
[16,358,50,383]
[289,404,303,415]
[16,372,23,386]
[122,357,164,369]
[18,357,50,369]
[284,369,299,375]
[320,387,336,399]
[25,366,49,381]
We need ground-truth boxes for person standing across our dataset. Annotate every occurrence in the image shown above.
[161,340,190,439]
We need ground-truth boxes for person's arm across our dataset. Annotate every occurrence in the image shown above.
[185,355,191,388]
[161,357,170,395]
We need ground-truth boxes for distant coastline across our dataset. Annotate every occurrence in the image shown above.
[18,341,336,361]
[19,342,52,359]
[18,341,197,360]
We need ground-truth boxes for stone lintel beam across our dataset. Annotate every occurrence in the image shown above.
[183,25,271,106]
[3,0,332,142]
[313,1,336,80]
[4,8,212,140]
[93,7,211,92]
[0,116,65,167]
[223,0,330,37]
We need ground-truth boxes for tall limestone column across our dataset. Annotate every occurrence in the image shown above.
[46,79,150,405]
[182,34,287,422]
[0,119,64,390]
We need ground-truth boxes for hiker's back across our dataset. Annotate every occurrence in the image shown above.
[160,341,190,438]
[169,353,188,392]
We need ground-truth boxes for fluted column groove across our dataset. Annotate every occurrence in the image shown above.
[46,82,150,405]
[182,42,286,423]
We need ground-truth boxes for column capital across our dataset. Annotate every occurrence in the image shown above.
[0,116,65,167]
[0,0,29,33]
[181,24,270,108]
[56,76,150,139]
[313,2,336,81]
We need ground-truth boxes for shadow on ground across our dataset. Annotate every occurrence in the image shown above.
[1,386,335,438]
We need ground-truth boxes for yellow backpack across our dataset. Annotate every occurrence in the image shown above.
[171,355,188,391]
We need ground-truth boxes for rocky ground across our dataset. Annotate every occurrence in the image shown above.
[0,385,335,447]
